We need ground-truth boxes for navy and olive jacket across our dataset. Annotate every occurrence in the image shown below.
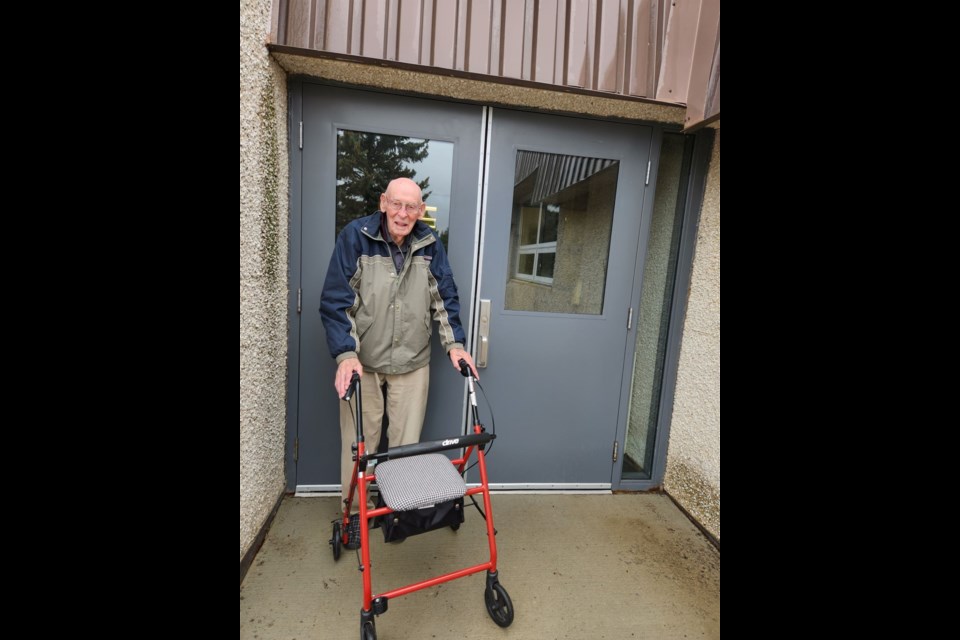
[320,211,466,375]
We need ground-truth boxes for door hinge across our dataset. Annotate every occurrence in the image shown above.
[627,307,633,330]
[294,437,299,462]
[612,440,618,462]
[645,160,651,185]
[299,121,303,150]
[297,287,302,314]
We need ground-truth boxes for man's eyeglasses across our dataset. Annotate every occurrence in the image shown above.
[386,199,422,214]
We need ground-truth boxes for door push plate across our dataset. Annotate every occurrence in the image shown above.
[477,299,491,368]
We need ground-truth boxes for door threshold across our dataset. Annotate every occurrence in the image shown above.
[294,485,340,496]
[489,489,613,495]
[472,483,612,493]
[296,484,614,496]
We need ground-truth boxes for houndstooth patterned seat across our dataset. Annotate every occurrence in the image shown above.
[375,453,467,511]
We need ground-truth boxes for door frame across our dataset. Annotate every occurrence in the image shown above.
[285,79,304,491]
[611,127,715,490]
[285,78,714,492]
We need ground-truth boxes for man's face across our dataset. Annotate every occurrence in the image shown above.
[380,182,423,244]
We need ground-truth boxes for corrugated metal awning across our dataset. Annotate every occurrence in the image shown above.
[272,0,719,126]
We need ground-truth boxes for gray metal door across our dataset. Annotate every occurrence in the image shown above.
[475,109,651,488]
[293,84,483,490]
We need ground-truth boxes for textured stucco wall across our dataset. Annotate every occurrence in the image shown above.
[664,131,720,540]
[240,0,289,560]
[272,53,686,126]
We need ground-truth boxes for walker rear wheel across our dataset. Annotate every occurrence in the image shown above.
[484,582,514,627]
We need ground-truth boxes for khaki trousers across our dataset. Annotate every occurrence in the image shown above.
[339,364,430,512]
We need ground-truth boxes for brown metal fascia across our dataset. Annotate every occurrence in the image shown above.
[682,111,720,134]
[269,0,284,45]
[267,43,684,110]
[682,0,720,132]
[656,0,701,103]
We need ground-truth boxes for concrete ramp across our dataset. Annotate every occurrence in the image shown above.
[240,493,720,639]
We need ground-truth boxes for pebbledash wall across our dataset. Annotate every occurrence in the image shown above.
[240,0,290,560]
[240,1,720,561]
[663,132,720,539]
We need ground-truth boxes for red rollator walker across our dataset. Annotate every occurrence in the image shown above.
[330,359,514,639]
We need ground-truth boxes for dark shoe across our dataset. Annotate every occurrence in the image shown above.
[344,514,362,550]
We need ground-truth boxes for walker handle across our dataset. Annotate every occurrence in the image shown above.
[342,371,360,402]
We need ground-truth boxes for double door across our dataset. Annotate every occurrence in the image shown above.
[291,84,651,490]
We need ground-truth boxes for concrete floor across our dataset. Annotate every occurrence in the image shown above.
[240,493,719,639]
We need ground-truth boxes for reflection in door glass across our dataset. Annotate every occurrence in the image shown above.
[505,151,619,314]
[335,130,454,248]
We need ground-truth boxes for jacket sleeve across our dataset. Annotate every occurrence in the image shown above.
[428,238,467,353]
[320,231,361,362]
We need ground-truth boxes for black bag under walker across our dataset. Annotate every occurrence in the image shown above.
[371,451,469,543]
[376,493,464,542]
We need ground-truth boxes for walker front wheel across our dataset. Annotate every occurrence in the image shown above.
[484,582,514,627]
[331,521,342,561]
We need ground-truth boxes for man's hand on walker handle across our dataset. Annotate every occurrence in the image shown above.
[342,371,360,402]
[450,348,479,379]
[336,358,363,399]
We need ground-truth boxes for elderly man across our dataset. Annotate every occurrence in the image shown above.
[321,177,478,544]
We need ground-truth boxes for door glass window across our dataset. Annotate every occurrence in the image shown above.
[505,151,619,314]
[622,133,693,480]
[336,130,454,248]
